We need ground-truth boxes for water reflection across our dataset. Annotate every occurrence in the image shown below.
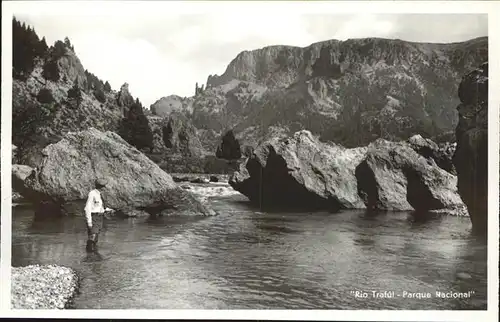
[12,195,487,310]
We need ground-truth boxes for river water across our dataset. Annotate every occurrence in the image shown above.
[12,182,487,310]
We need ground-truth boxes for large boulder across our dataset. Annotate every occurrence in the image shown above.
[19,128,215,217]
[230,130,465,213]
[12,164,34,203]
[229,130,367,210]
[407,134,456,174]
[12,164,34,190]
[356,139,464,213]
[453,62,488,236]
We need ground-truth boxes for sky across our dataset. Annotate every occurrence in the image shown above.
[8,2,488,108]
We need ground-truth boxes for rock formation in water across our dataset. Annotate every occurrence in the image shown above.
[152,37,487,150]
[12,164,34,203]
[16,128,215,218]
[230,130,465,214]
[452,62,488,235]
[12,164,34,187]
[230,130,367,210]
[356,139,463,213]
[407,134,456,174]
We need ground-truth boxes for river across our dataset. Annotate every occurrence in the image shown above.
[11,182,487,309]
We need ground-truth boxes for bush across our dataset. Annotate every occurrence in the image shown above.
[36,88,55,104]
[104,81,112,92]
[42,59,60,82]
[94,88,106,103]
[119,99,154,151]
[12,100,56,148]
[67,80,82,106]
[53,40,67,58]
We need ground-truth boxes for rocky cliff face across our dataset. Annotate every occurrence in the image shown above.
[153,37,487,150]
[12,42,136,167]
[453,62,488,236]
[148,112,205,157]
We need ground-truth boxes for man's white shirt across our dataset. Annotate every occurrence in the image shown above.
[84,189,112,226]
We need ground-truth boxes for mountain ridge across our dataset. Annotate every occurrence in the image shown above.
[152,35,487,150]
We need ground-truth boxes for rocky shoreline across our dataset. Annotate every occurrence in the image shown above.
[11,265,79,309]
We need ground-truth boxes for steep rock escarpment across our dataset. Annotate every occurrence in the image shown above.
[230,131,465,213]
[150,95,193,117]
[116,83,135,108]
[148,112,205,157]
[12,40,136,168]
[17,128,215,218]
[453,62,488,236]
[153,37,487,150]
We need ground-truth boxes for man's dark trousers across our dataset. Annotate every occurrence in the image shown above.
[86,212,104,252]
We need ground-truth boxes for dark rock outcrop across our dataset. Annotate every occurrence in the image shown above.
[453,62,488,235]
[116,83,134,109]
[230,130,465,213]
[18,128,215,218]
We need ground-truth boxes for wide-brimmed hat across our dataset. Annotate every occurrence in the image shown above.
[95,178,108,188]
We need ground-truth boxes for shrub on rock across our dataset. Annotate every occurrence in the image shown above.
[36,88,55,104]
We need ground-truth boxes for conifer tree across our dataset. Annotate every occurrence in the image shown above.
[94,88,106,103]
[53,40,67,58]
[38,37,48,57]
[13,17,46,79]
[120,99,154,151]
[104,81,112,92]
[42,59,60,81]
[68,80,83,107]
[216,130,241,160]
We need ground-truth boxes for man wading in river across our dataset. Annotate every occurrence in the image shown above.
[84,179,113,252]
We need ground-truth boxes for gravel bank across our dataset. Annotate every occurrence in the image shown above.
[11,265,79,309]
